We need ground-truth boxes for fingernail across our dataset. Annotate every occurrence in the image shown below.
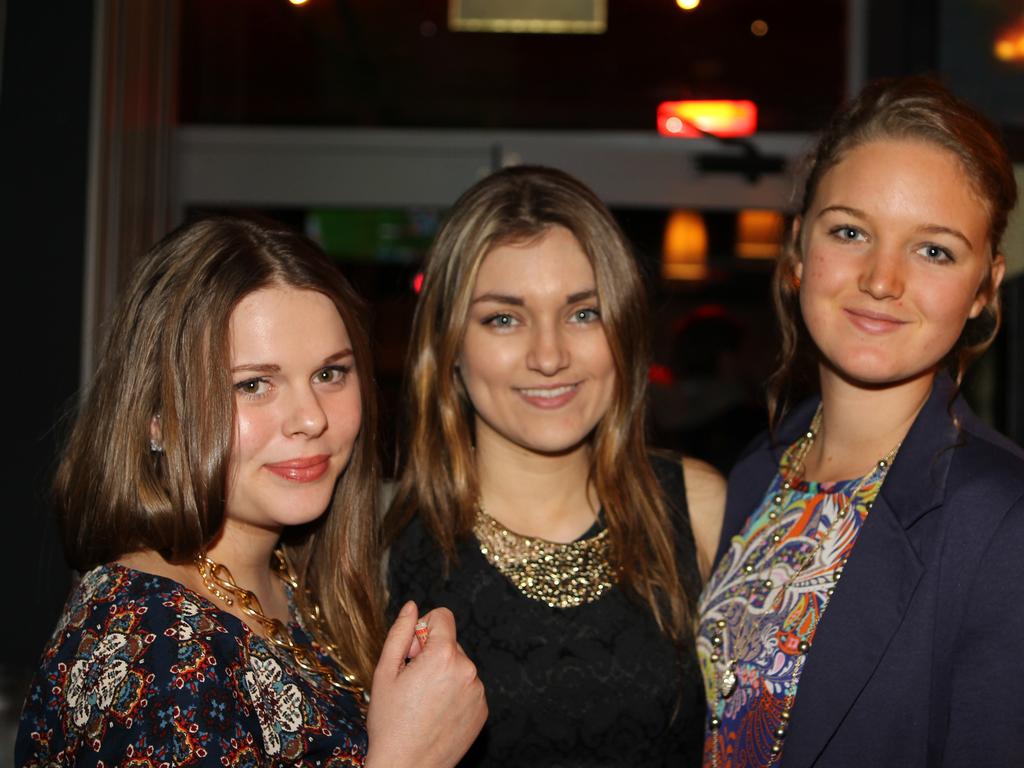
[400,600,416,617]
[415,620,430,647]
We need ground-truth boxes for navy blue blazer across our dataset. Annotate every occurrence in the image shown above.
[715,376,1024,767]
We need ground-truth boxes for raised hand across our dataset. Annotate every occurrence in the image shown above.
[365,601,487,768]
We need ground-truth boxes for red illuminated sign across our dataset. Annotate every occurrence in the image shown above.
[657,100,758,138]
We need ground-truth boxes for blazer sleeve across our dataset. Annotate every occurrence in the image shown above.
[943,493,1024,766]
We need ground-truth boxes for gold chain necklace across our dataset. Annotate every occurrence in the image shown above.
[195,550,366,711]
[708,405,903,767]
[473,504,616,609]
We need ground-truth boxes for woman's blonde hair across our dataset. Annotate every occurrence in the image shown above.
[385,165,694,643]
[769,76,1017,426]
[55,217,384,688]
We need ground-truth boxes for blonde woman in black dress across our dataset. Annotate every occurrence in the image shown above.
[387,167,725,766]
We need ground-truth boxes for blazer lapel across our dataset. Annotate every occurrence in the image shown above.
[715,398,820,568]
[780,377,957,767]
[715,449,778,566]
[781,493,925,767]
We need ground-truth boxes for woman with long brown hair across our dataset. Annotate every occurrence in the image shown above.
[18,217,486,766]
[698,77,1023,767]
[386,166,725,765]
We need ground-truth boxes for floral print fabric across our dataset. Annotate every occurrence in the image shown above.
[17,564,367,766]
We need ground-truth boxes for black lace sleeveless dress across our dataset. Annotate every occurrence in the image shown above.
[387,454,704,767]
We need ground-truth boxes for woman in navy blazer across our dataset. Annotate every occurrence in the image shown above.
[697,77,1023,767]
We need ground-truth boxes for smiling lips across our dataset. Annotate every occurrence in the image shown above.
[516,383,580,408]
[264,455,331,482]
[844,307,909,334]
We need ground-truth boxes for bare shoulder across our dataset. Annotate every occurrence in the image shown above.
[681,456,726,582]
[682,456,726,495]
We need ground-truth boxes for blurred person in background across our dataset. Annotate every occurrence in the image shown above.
[649,305,765,474]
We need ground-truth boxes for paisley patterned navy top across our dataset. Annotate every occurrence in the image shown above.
[388,454,705,767]
[17,564,367,767]
[696,446,889,767]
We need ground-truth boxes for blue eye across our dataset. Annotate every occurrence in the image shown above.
[483,313,518,328]
[917,244,954,263]
[572,308,601,323]
[830,225,865,242]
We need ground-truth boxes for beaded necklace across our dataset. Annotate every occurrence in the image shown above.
[706,405,902,767]
[473,504,616,609]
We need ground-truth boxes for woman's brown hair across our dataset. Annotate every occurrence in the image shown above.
[384,165,694,643]
[55,217,384,687]
[769,75,1017,427]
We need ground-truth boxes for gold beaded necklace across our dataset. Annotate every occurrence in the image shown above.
[195,549,366,711]
[707,405,902,767]
[473,503,616,609]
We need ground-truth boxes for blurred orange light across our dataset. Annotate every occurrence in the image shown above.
[736,210,783,260]
[657,100,758,138]
[676,0,700,10]
[993,20,1024,62]
[289,0,310,5]
[662,211,708,280]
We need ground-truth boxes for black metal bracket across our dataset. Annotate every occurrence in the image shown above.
[675,116,787,183]
[695,139,787,183]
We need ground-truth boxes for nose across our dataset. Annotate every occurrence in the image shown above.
[526,322,570,376]
[283,385,328,438]
[859,244,905,301]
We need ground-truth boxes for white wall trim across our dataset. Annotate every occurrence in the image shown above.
[173,126,815,214]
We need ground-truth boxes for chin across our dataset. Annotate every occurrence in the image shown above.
[271,507,331,529]
[271,487,336,525]
[824,354,938,390]
[515,428,595,457]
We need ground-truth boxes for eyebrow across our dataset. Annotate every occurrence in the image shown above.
[231,347,353,373]
[471,289,598,306]
[815,204,866,220]
[471,292,524,307]
[816,205,974,250]
[918,225,974,250]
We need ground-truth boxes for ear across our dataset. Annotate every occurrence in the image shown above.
[969,253,1006,319]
